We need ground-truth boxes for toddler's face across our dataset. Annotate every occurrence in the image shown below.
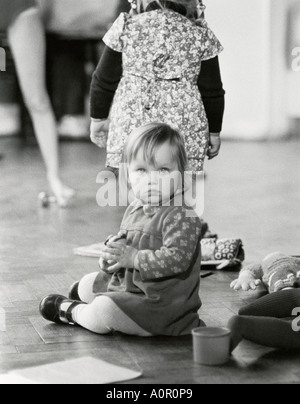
[128,142,182,206]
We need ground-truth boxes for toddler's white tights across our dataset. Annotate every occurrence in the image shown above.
[71,273,152,337]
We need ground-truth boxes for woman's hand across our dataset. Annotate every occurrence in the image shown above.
[207,133,221,160]
[90,119,110,148]
[100,242,138,273]
[230,271,262,291]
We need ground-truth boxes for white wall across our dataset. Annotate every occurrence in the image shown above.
[206,0,295,140]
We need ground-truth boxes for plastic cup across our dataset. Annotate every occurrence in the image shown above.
[192,327,231,366]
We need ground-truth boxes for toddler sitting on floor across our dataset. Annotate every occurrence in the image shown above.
[39,123,203,337]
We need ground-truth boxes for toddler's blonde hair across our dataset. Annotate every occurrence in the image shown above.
[123,122,187,174]
[133,0,203,21]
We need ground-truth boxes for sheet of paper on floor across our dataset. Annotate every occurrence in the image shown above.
[0,357,142,384]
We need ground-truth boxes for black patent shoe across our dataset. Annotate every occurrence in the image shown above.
[39,294,82,325]
[68,281,81,301]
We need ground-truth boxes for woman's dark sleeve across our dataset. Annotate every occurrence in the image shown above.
[198,56,225,133]
[90,45,123,119]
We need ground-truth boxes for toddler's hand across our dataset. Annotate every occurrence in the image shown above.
[207,133,221,160]
[99,243,121,274]
[230,271,262,291]
[90,119,110,148]
[99,257,115,272]
[102,241,138,273]
[99,235,128,274]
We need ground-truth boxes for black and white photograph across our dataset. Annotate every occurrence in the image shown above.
[0,0,300,386]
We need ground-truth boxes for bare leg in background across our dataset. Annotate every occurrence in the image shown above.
[8,8,75,207]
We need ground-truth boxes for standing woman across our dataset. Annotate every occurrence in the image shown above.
[0,0,74,207]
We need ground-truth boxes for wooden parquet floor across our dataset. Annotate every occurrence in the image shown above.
[0,137,300,384]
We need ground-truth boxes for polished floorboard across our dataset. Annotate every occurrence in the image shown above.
[0,137,300,384]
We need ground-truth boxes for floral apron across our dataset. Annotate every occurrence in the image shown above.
[103,9,223,172]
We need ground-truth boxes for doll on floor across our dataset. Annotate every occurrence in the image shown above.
[228,252,300,351]
[230,252,300,293]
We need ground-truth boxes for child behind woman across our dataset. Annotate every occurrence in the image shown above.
[40,123,204,336]
[90,0,225,174]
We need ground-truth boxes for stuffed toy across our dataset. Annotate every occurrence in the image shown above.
[231,252,300,293]
[201,238,245,270]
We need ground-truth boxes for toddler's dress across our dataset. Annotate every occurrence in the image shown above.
[103,9,223,172]
[93,199,203,336]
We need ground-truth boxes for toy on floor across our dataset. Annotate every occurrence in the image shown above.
[230,252,300,293]
[38,192,57,208]
[201,238,245,270]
